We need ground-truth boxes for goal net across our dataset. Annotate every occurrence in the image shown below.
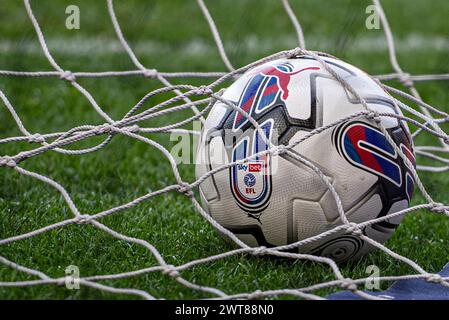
[0,0,448,299]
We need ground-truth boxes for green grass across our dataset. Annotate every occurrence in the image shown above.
[0,0,448,299]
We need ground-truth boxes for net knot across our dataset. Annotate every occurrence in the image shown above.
[444,133,449,145]
[273,144,287,156]
[341,278,358,291]
[398,73,413,87]
[289,47,304,57]
[60,70,76,82]
[366,111,381,123]
[430,202,446,214]
[27,133,45,144]
[217,88,226,96]
[125,125,140,133]
[426,274,444,284]
[253,246,268,256]
[97,123,114,135]
[247,290,263,299]
[76,214,92,225]
[143,69,158,78]
[345,223,363,236]
[178,182,193,197]
[0,156,17,168]
[162,265,180,278]
[196,85,213,96]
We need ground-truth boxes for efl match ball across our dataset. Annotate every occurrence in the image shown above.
[195,54,415,262]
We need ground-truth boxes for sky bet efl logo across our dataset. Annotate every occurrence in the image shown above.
[232,159,270,213]
[230,120,274,216]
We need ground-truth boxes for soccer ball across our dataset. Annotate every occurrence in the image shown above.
[195,54,415,262]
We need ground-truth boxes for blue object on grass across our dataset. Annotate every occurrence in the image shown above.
[327,263,449,300]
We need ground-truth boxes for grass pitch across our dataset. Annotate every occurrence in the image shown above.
[0,0,448,299]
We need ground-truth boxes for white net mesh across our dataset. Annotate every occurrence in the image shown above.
[0,0,448,300]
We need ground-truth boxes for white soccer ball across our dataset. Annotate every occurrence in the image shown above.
[195,54,415,262]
